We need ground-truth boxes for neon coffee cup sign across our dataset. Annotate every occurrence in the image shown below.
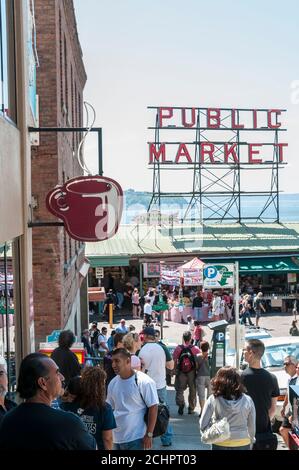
[46,175,123,242]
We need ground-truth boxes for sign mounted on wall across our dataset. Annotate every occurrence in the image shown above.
[96,267,104,279]
[46,175,123,242]
[203,264,235,289]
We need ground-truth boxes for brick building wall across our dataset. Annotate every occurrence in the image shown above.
[32,0,87,346]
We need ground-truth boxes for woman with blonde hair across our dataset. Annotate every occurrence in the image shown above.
[123,332,142,370]
[67,366,116,450]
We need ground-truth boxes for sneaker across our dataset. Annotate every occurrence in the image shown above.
[188,408,195,414]
[178,405,184,415]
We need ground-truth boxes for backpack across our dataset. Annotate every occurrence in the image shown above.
[177,346,196,373]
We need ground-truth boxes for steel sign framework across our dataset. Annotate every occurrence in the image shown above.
[147,106,287,223]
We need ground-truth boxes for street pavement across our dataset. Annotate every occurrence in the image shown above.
[97,310,293,451]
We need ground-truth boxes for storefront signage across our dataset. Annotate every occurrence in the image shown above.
[203,264,235,289]
[149,107,287,165]
[143,263,161,278]
[46,175,123,242]
[133,211,179,226]
[288,273,297,283]
[96,267,104,279]
[183,268,203,286]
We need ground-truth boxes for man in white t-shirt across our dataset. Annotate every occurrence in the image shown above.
[97,327,109,357]
[138,327,174,446]
[143,299,153,325]
[107,348,158,450]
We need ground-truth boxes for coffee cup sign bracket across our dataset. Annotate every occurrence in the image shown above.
[46,175,123,242]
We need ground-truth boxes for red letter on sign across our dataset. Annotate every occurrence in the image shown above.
[182,108,196,128]
[158,107,173,127]
[231,109,244,129]
[274,143,288,162]
[200,143,215,163]
[248,144,263,164]
[224,144,239,163]
[175,144,192,163]
[207,109,220,128]
[149,143,166,163]
[267,109,282,128]
[252,109,258,129]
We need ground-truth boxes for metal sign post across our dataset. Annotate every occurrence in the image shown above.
[234,261,240,369]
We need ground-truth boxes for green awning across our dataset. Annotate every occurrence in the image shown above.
[238,257,299,272]
[87,256,130,268]
[206,256,299,272]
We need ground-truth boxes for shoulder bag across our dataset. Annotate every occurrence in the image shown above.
[134,373,169,438]
[200,395,231,444]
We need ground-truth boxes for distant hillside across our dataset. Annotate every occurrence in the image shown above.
[124,189,187,208]
[122,190,299,223]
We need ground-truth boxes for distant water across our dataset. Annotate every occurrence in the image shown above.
[122,193,299,224]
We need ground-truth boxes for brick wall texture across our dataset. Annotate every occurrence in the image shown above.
[32,0,87,345]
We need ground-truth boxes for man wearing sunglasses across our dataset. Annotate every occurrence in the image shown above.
[279,355,299,449]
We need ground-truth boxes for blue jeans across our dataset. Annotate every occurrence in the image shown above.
[193,307,202,321]
[114,438,143,450]
[240,311,253,326]
[157,387,173,446]
[212,444,251,450]
[116,292,124,309]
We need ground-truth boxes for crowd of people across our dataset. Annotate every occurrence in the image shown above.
[92,282,277,332]
[0,282,298,451]
[2,315,297,451]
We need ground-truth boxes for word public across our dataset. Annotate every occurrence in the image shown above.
[148,107,287,165]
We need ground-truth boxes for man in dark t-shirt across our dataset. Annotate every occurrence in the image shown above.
[241,339,279,450]
[0,353,96,450]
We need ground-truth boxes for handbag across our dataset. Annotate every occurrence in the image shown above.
[135,374,170,438]
[200,396,231,444]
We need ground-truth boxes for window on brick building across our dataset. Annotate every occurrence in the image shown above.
[0,0,17,123]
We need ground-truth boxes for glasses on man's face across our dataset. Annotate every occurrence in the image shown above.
[284,363,292,366]
[43,368,63,381]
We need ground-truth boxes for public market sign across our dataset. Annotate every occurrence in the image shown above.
[148,107,287,165]
[203,264,235,289]
[46,175,123,242]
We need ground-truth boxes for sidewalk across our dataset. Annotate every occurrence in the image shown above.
[152,387,210,451]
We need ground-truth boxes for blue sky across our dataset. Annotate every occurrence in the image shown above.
[74,0,299,193]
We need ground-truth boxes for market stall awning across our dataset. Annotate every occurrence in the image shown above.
[88,256,130,268]
[179,257,205,270]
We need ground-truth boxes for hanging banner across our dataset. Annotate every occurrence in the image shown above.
[203,264,235,289]
[46,175,123,242]
[183,268,203,286]
[160,269,180,286]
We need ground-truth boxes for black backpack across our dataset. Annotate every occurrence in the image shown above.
[177,346,196,373]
